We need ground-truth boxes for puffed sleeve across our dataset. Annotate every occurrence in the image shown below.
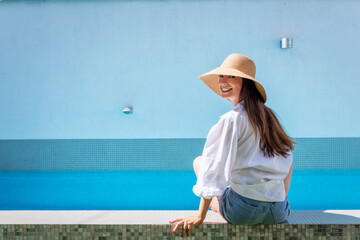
[192,117,239,199]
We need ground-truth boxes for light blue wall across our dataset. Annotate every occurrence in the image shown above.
[1,0,359,139]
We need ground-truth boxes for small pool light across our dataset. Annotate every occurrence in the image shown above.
[123,107,133,114]
[280,37,292,49]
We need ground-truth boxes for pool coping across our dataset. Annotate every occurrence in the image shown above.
[1,210,360,224]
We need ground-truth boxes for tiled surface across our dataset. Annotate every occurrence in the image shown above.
[0,139,204,171]
[1,210,360,239]
[0,223,359,239]
[1,210,360,224]
[2,138,360,170]
[289,210,360,224]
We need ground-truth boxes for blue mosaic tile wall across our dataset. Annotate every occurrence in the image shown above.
[0,138,359,171]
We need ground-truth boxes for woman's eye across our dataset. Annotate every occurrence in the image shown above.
[219,75,224,78]
[230,76,235,78]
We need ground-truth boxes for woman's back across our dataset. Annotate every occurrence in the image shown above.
[196,99,293,203]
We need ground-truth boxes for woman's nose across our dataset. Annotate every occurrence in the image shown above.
[219,77,227,84]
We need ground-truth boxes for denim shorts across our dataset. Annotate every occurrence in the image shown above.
[218,186,290,224]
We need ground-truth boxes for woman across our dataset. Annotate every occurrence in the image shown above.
[169,54,295,237]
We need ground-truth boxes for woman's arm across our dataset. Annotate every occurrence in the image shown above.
[284,164,293,196]
[170,118,238,236]
[198,197,212,220]
[170,197,212,237]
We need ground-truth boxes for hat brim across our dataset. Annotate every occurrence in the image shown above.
[198,67,267,103]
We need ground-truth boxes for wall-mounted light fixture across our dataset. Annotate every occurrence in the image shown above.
[280,37,292,49]
[123,106,133,114]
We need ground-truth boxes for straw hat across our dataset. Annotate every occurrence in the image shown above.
[198,53,267,103]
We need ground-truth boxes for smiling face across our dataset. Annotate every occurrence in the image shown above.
[218,75,243,106]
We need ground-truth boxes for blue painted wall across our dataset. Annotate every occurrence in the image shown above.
[0,0,359,140]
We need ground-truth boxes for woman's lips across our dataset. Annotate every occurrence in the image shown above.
[221,88,232,93]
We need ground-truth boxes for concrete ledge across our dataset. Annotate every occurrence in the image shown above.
[1,210,360,224]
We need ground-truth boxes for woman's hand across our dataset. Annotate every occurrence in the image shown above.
[170,197,211,237]
[169,215,204,237]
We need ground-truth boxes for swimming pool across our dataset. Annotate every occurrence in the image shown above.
[1,169,359,210]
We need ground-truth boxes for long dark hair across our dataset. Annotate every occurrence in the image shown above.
[239,78,296,158]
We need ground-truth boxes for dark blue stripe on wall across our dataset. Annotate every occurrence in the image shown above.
[0,139,204,171]
[0,138,359,170]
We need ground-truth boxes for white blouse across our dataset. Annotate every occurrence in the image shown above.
[192,100,293,202]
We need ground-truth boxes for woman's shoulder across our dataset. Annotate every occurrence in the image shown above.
[220,104,248,123]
